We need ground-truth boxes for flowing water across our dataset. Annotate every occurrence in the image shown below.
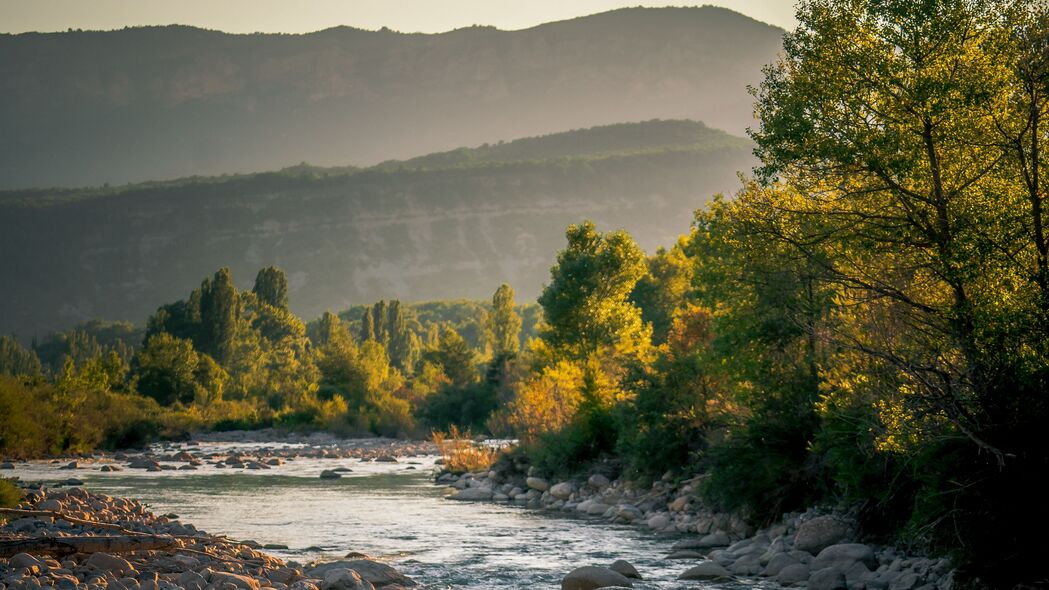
[7,441,773,590]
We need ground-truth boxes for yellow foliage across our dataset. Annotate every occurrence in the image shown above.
[432,425,503,473]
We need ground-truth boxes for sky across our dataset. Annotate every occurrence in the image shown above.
[0,1,797,34]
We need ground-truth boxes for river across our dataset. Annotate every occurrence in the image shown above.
[6,440,773,590]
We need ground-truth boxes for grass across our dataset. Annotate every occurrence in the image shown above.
[0,478,23,511]
[432,425,503,474]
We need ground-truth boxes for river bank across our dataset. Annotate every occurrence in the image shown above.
[440,467,954,590]
[0,482,416,590]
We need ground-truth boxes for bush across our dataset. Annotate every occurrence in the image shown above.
[0,478,22,509]
[421,382,498,432]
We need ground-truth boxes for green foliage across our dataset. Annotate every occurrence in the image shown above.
[0,336,42,377]
[253,266,289,310]
[133,333,217,406]
[538,221,650,358]
[488,284,522,357]
[424,328,478,388]
[0,478,22,509]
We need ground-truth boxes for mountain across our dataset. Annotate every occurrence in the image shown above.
[0,7,782,189]
[0,119,755,338]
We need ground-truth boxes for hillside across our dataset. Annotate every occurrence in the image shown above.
[0,6,782,188]
[0,119,755,338]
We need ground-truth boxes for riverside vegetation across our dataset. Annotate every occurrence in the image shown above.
[3,1,1048,589]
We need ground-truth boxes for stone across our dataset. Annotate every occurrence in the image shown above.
[321,568,375,590]
[9,553,44,570]
[809,567,848,590]
[646,513,671,530]
[586,502,611,516]
[764,553,800,577]
[678,561,732,581]
[889,572,922,590]
[561,566,633,590]
[178,571,207,588]
[776,563,811,585]
[696,531,731,548]
[526,477,549,492]
[587,474,611,489]
[550,482,575,500]
[85,552,135,576]
[309,560,415,588]
[0,462,14,469]
[451,488,494,501]
[813,543,878,571]
[208,570,260,590]
[319,470,342,480]
[795,516,850,554]
[608,560,641,580]
[665,550,705,560]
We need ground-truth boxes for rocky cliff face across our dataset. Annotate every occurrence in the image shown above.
[0,7,782,188]
[0,121,755,337]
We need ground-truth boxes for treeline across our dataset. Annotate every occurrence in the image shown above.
[0,268,532,453]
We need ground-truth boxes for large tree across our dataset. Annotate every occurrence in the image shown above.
[488,284,522,358]
[538,221,650,358]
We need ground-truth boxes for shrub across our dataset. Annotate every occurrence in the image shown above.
[433,426,502,474]
[0,478,22,510]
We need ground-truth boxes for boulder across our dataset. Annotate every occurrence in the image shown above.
[794,516,850,554]
[609,560,641,579]
[451,488,494,501]
[9,552,44,570]
[309,560,415,587]
[812,543,877,571]
[321,568,375,590]
[319,470,342,480]
[0,461,14,469]
[763,553,800,577]
[208,570,260,589]
[646,513,671,530]
[776,563,811,585]
[550,482,575,500]
[809,567,848,590]
[526,477,549,492]
[561,566,634,590]
[696,531,731,548]
[678,561,732,581]
[85,552,135,576]
[588,474,611,489]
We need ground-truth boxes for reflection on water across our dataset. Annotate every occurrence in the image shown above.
[8,443,772,590]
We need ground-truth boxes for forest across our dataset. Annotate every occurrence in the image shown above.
[2,1,1047,588]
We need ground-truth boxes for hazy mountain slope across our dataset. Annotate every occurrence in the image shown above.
[0,120,754,338]
[0,7,781,189]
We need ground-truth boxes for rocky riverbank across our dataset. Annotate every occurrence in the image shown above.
[439,467,953,590]
[1,434,436,475]
[0,483,416,590]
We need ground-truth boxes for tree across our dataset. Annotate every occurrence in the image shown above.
[487,284,522,358]
[745,0,1049,583]
[537,221,650,358]
[199,268,240,365]
[359,308,376,342]
[133,333,208,406]
[425,327,477,388]
[253,266,289,310]
[0,335,42,377]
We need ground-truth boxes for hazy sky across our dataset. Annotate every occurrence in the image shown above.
[0,1,797,34]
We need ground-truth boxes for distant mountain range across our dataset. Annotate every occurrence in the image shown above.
[0,119,756,338]
[0,7,782,189]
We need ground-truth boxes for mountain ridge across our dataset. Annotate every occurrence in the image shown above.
[0,6,781,189]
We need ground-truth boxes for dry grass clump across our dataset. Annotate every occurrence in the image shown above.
[432,425,500,473]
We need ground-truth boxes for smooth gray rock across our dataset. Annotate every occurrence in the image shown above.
[319,470,342,480]
[526,477,549,492]
[678,561,732,581]
[85,552,135,576]
[609,560,641,580]
[813,543,877,571]
[321,568,375,590]
[561,566,634,590]
[450,488,494,501]
[588,474,611,489]
[809,567,848,590]
[308,560,415,587]
[550,482,575,500]
[776,563,811,585]
[764,553,800,577]
[795,516,850,554]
